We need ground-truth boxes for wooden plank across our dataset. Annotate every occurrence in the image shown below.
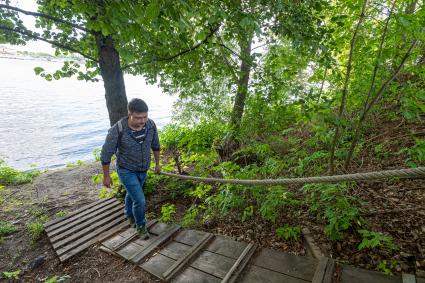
[221,242,257,283]
[417,277,425,283]
[160,241,192,260]
[57,215,126,261]
[102,234,125,250]
[173,229,207,245]
[312,257,328,283]
[149,222,173,235]
[163,233,215,281]
[96,220,129,243]
[402,273,416,283]
[240,265,308,283]
[44,197,114,228]
[47,200,122,238]
[130,224,181,263]
[204,235,248,260]
[322,258,335,283]
[111,220,157,251]
[141,252,176,279]
[173,267,221,283]
[341,265,401,283]
[251,248,318,281]
[190,250,236,279]
[117,242,145,260]
[45,198,117,232]
[52,208,123,249]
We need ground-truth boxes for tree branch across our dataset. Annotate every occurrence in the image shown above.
[0,25,98,62]
[122,25,220,70]
[0,4,92,34]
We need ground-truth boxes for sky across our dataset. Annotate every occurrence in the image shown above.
[4,0,55,54]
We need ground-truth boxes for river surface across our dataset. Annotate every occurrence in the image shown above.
[0,57,175,170]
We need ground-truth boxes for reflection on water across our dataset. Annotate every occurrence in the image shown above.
[0,58,175,170]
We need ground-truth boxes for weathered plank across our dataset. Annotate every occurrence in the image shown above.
[173,267,221,283]
[96,220,130,243]
[402,273,416,283]
[47,200,122,239]
[52,209,123,249]
[102,234,125,250]
[163,233,215,281]
[141,252,176,279]
[251,248,318,281]
[312,257,328,283]
[46,198,118,233]
[111,220,157,251]
[117,242,145,260]
[221,242,257,283]
[160,241,192,260]
[149,222,174,235]
[44,197,114,229]
[130,224,181,263]
[173,229,207,245]
[322,258,335,283]
[239,265,308,283]
[341,265,401,283]
[58,215,126,261]
[190,250,236,279]
[204,235,248,260]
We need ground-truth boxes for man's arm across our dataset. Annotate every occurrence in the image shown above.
[100,125,119,187]
[153,150,161,174]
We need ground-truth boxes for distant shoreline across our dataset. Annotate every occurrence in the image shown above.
[0,55,84,63]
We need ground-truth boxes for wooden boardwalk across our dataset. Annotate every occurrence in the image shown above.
[45,198,424,283]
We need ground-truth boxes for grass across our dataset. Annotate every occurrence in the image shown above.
[0,159,40,186]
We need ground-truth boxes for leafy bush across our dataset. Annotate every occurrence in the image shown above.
[181,205,199,227]
[92,171,125,200]
[0,221,17,238]
[0,159,40,186]
[159,204,176,223]
[276,225,301,241]
[357,229,398,251]
[260,186,299,223]
[304,183,361,240]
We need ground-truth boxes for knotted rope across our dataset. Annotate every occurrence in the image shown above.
[150,167,425,186]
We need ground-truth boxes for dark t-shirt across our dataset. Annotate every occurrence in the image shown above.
[130,126,147,144]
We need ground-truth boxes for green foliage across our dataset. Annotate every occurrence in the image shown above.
[92,171,125,200]
[242,205,254,222]
[304,183,361,240]
[44,274,71,283]
[0,221,17,238]
[2,270,21,279]
[55,210,68,218]
[377,260,398,276]
[0,160,40,186]
[66,160,86,167]
[404,138,425,168]
[260,187,299,223]
[276,225,301,241]
[181,206,199,228]
[92,148,101,162]
[357,230,398,251]
[159,204,176,223]
[27,221,45,241]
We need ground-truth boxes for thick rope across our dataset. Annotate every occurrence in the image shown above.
[150,167,425,186]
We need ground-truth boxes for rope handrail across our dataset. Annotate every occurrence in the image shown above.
[150,166,425,186]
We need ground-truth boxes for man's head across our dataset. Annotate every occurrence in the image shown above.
[128,98,148,128]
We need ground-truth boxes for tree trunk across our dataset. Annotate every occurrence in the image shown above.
[230,33,253,131]
[96,35,128,126]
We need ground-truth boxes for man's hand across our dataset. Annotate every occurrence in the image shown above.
[103,175,112,188]
[154,164,161,174]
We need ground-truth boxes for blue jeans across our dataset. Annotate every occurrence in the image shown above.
[116,166,147,227]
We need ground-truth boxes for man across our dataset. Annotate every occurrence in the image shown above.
[100,98,160,239]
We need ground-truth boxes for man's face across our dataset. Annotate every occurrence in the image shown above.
[129,111,148,128]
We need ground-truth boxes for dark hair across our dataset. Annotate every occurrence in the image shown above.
[128,98,148,113]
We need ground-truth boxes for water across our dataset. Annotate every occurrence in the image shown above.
[0,57,176,170]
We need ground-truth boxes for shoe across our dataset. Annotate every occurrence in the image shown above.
[136,225,150,240]
[127,216,136,227]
